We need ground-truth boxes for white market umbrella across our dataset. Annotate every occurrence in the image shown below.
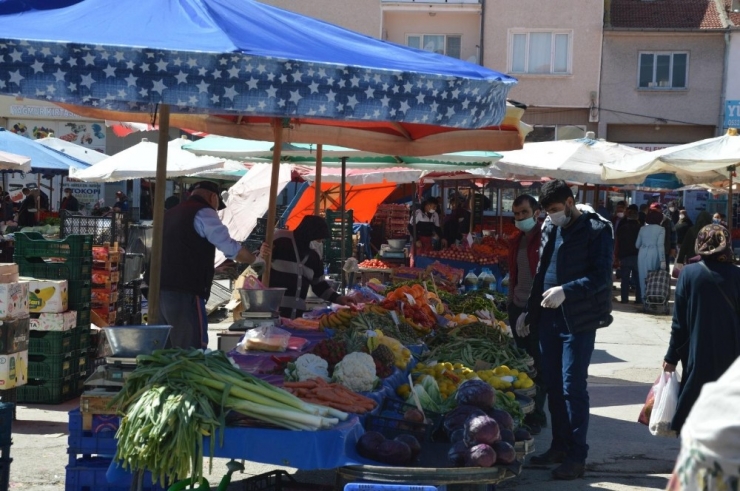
[35,137,108,166]
[302,166,423,186]
[602,130,740,185]
[496,135,646,185]
[0,150,31,172]
[70,137,225,182]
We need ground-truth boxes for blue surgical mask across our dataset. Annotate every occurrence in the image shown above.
[713,218,721,224]
[515,217,537,233]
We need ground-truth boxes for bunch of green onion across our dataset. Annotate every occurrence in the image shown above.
[109,349,348,486]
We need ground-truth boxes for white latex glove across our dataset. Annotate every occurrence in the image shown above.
[515,313,530,337]
[250,257,266,275]
[541,286,566,309]
[660,261,666,270]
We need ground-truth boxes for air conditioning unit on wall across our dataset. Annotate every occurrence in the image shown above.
[733,0,740,12]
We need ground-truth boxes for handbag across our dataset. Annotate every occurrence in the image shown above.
[671,263,682,279]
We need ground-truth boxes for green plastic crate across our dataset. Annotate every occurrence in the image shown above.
[76,309,91,328]
[68,280,92,309]
[13,233,93,260]
[75,328,91,351]
[28,351,76,379]
[13,256,93,281]
[28,329,76,355]
[17,375,76,404]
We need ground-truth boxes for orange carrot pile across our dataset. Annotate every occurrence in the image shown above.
[283,378,377,414]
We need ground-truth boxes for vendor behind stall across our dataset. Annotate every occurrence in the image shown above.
[442,193,471,247]
[263,215,355,319]
[408,197,441,254]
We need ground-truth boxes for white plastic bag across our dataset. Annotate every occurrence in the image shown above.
[237,325,291,353]
[648,371,679,437]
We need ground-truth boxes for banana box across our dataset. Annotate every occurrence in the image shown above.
[0,281,29,318]
[26,279,68,314]
[0,350,28,389]
[30,311,77,332]
[0,315,30,353]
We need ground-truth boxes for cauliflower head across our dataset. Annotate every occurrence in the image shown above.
[332,352,377,392]
[293,353,329,381]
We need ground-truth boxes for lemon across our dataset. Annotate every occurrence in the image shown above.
[506,391,515,400]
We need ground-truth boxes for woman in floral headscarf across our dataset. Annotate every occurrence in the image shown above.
[662,224,740,434]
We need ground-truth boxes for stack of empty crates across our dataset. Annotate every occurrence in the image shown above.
[66,408,165,491]
[14,232,93,404]
[91,244,122,327]
[373,204,410,239]
[324,210,354,275]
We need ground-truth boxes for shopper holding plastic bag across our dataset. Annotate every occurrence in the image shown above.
[648,371,679,437]
[662,224,740,434]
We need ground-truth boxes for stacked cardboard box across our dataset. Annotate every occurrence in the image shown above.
[0,264,29,393]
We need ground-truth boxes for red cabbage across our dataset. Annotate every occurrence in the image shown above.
[464,415,501,446]
[455,379,496,410]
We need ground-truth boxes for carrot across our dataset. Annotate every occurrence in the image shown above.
[314,377,330,387]
[283,380,318,389]
[314,388,359,405]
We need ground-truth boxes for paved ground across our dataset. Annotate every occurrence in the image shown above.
[8,282,680,490]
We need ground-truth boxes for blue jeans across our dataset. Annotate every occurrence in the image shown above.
[159,290,209,349]
[620,255,641,303]
[539,308,596,463]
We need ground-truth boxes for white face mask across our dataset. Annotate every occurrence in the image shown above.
[616,212,625,218]
[669,207,675,212]
[549,206,572,227]
[515,217,537,233]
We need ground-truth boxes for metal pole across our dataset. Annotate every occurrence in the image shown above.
[146,103,170,325]
[262,119,284,286]
[340,156,347,291]
[314,144,323,215]
[728,167,734,231]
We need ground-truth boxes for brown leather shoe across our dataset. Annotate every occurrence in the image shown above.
[552,460,585,480]
[528,448,568,466]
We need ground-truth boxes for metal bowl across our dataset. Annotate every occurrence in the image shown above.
[239,288,286,313]
[386,238,406,250]
[103,325,171,358]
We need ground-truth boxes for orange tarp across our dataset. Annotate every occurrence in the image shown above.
[286,182,397,230]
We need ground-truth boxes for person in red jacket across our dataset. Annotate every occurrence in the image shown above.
[507,193,547,434]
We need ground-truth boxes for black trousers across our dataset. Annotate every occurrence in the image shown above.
[508,302,548,426]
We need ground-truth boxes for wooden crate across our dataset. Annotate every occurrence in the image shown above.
[80,391,118,431]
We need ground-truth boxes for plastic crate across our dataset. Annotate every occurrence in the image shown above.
[65,456,165,491]
[0,457,11,491]
[28,350,76,379]
[118,281,142,323]
[76,328,91,351]
[68,409,119,455]
[363,399,441,443]
[241,470,334,491]
[14,256,93,281]
[77,309,91,328]
[0,403,13,447]
[17,374,76,404]
[61,211,128,247]
[68,280,93,309]
[14,232,93,260]
[29,328,76,355]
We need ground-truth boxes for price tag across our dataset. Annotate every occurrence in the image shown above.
[389,310,400,326]
[404,293,416,305]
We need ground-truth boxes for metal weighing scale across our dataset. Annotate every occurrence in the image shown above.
[221,288,286,352]
[229,310,280,331]
[84,356,138,389]
[379,243,406,259]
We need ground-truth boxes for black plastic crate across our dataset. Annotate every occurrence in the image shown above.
[0,403,13,447]
[0,390,16,421]
[14,256,93,282]
[13,232,93,260]
[241,470,333,491]
[61,211,128,247]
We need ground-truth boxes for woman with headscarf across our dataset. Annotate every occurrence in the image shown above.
[662,224,740,434]
[265,215,355,319]
[676,211,712,265]
[636,209,666,303]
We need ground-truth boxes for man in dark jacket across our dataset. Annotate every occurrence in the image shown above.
[152,181,266,349]
[516,180,614,480]
[266,215,355,319]
[506,194,546,433]
[616,205,642,304]
[60,188,80,212]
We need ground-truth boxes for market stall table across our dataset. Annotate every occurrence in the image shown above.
[413,256,504,292]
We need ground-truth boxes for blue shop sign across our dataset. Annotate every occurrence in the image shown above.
[725,100,740,128]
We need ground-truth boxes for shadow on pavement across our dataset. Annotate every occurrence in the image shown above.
[591,349,626,365]
[12,418,68,435]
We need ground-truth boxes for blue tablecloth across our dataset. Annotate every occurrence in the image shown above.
[413,256,503,292]
[205,416,376,469]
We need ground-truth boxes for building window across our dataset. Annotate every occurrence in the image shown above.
[638,52,688,89]
[407,34,462,59]
[525,125,586,142]
[509,30,572,74]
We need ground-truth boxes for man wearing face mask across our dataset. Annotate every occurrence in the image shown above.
[265,215,355,319]
[516,180,614,480]
[151,181,268,349]
[60,188,79,212]
[506,194,547,434]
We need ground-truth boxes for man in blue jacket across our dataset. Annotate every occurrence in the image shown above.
[516,180,614,480]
